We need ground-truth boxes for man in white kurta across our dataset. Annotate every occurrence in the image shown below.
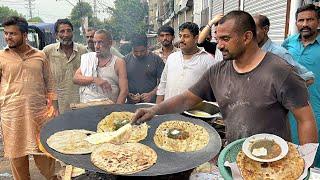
[157,49,216,101]
[156,22,219,103]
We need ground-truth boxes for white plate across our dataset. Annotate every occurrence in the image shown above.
[184,101,222,119]
[135,103,156,106]
[242,133,289,162]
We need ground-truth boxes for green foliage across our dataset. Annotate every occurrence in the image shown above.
[109,0,148,40]
[70,1,93,43]
[28,16,44,23]
[0,6,22,23]
[70,2,93,27]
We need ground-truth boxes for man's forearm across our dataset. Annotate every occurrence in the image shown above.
[116,90,128,104]
[198,26,211,44]
[298,119,318,144]
[73,76,94,86]
[152,91,201,115]
[294,105,318,144]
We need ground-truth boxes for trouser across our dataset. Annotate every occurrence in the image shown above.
[9,154,57,180]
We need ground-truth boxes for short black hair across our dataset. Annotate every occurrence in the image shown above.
[179,22,199,36]
[157,25,174,36]
[219,10,257,39]
[86,27,97,32]
[54,18,73,33]
[199,26,206,31]
[131,34,147,47]
[296,4,320,20]
[2,16,28,33]
[254,14,270,28]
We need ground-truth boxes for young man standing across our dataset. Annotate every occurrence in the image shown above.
[125,34,164,104]
[0,16,58,179]
[156,22,217,103]
[153,25,179,63]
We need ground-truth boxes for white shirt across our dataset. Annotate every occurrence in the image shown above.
[157,49,219,100]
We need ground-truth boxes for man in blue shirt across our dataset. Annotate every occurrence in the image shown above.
[253,14,314,82]
[282,4,320,167]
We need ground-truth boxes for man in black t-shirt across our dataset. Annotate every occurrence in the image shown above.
[197,25,217,55]
[124,34,164,104]
[132,11,318,145]
[197,14,223,57]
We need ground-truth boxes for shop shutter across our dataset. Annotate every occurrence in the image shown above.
[243,0,288,44]
[224,0,240,14]
[212,0,224,17]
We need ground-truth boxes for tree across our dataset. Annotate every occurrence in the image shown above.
[28,16,44,23]
[70,1,93,28]
[70,1,94,42]
[0,6,22,23]
[108,0,148,40]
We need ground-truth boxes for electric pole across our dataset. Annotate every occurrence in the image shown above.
[93,0,97,18]
[25,0,35,19]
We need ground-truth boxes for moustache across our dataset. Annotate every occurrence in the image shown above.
[180,42,186,46]
[300,27,311,32]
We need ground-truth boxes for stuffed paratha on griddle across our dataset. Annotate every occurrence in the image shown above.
[97,112,149,142]
[154,120,209,152]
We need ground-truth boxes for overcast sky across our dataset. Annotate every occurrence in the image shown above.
[0,0,114,23]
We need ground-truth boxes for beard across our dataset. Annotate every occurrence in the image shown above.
[59,38,73,45]
[161,40,172,47]
[96,51,109,58]
[299,27,315,39]
[8,38,24,49]
[220,48,243,61]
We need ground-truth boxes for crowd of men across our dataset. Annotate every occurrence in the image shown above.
[0,3,319,179]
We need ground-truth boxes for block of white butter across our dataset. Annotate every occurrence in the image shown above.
[252,147,268,157]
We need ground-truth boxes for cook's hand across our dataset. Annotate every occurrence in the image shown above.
[93,77,112,93]
[132,108,156,125]
[141,92,153,102]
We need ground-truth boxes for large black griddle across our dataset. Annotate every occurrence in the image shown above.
[40,104,221,176]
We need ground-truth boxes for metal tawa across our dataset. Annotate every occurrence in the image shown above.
[40,104,222,176]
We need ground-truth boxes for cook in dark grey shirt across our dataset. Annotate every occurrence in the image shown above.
[132,11,317,145]
[189,52,307,142]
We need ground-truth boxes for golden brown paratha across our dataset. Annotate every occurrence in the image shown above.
[153,120,209,152]
[85,124,132,145]
[91,143,157,174]
[47,129,96,154]
[236,142,304,180]
[97,112,149,142]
